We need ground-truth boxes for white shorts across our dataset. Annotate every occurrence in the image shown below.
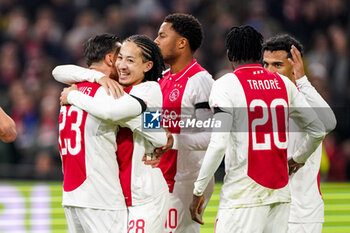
[215,202,290,233]
[165,177,214,233]
[64,206,127,233]
[127,191,169,233]
[288,222,323,233]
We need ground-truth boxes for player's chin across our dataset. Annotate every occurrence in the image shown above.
[118,79,130,87]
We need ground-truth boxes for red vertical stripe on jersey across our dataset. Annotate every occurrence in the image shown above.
[116,127,134,206]
[235,65,289,189]
[116,86,134,206]
[59,82,100,192]
[158,61,205,192]
[158,73,186,192]
[317,170,322,196]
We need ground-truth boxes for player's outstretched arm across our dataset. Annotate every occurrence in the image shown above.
[97,76,124,99]
[121,115,168,148]
[53,65,124,98]
[288,45,336,133]
[286,78,326,163]
[52,65,103,84]
[295,77,336,133]
[172,73,214,151]
[123,82,168,148]
[172,131,211,151]
[193,111,231,200]
[60,86,145,122]
[0,108,17,143]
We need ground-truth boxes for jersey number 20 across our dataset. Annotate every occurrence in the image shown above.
[250,98,288,150]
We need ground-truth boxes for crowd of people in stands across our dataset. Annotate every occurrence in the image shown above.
[0,0,349,180]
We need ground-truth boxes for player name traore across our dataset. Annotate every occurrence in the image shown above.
[247,78,281,90]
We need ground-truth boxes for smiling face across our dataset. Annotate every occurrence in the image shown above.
[115,41,153,88]
[263,50,294,80]
[154,22,181,64]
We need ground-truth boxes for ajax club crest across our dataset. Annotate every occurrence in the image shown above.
[169,89,180,102]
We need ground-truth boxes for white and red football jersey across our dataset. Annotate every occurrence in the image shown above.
[193,64,325,208]
[288,76,336,223]
[115,82,169,207]
[158,60,214,193]
[58,82,144,210]
[54,65,168,209]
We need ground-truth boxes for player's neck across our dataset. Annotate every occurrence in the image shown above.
[169,54,194,74]
[89,62,110,76]
[232,60,260,70]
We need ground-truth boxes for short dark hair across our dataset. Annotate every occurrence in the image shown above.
[84,34,121,66]
[225,25,263,63]
[262,34,304,58]
[124,34,165,82]
[164,13,203,52]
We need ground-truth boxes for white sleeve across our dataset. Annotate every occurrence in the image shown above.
[52,65,105,84]
[172,71,214,150]
[120,116,168,148]
[122,82,168,147]
[296,76,336,133]
[137,130,168,148]
[193,78,233,196]
[285,77,326,163]
[67,88,143,122]
[172,132,210,150]
[130,81,163,108]
[193,112,231,196]
[208,74,235,114]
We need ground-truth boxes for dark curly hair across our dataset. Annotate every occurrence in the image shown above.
[225,25,263,63]
[164,13,203,52]
[262,34,304,58]
[124,34,165,82]
[84,34,120,66]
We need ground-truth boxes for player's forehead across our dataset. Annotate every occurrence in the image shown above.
[119,41,142,58]
[263,50,289,62]
[158,22,177,35]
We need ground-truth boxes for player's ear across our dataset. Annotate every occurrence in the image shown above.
[105,54,114,66]
[177,37,187,50]
[143,61,153,73]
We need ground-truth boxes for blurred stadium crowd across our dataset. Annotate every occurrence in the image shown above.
[0,0,349,181]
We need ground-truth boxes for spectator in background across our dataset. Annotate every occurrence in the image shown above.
[306,31,332,73]
[64,9,104,63]
[327,24,349,105]
[9,81,38,158]
[0,0,348,181]
[0,41,22,89]
[328,139,350,181]
[103,5,126,36]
